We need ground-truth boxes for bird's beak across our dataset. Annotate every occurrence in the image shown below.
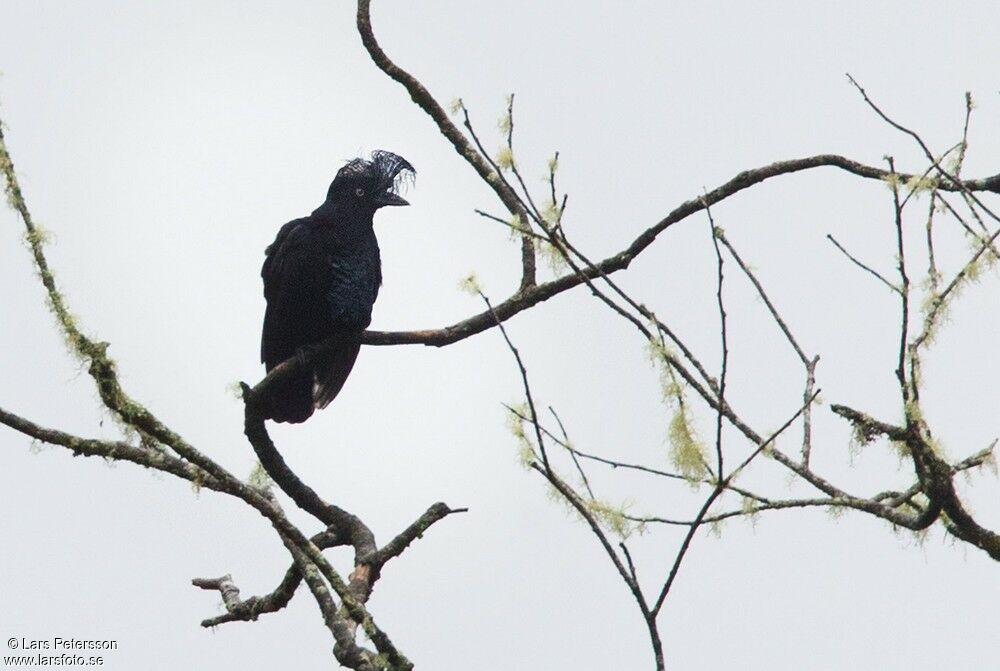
[374,191,409,207]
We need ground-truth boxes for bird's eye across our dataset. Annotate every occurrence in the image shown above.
[355,188,365,198]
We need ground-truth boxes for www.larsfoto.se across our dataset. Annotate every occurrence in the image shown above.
[4,653,105,667]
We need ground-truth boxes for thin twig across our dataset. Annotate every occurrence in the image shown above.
[826,234,901,294]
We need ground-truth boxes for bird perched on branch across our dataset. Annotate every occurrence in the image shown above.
[260,150,415,423]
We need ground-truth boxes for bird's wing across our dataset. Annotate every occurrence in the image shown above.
[310,237,380,408]
[261,219,316,365]
[261,220,303,302]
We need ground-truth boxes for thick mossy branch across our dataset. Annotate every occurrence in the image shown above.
[364,502,468,567]
[0,405,215,487]
[241,382,373,540]
[1,125,103,363]
[194,528,347,627]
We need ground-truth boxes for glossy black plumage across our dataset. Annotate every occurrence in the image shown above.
[260,151,414,423]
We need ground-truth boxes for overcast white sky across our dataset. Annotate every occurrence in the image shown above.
[2,2,999,670]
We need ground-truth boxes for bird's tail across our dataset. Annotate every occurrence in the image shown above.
[264,367,316,424]
[312,339,362,409]
[262,337,362,423]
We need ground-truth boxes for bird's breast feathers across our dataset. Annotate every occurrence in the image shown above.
[324,237,381,330]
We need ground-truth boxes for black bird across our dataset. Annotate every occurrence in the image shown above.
[260,150,414,423]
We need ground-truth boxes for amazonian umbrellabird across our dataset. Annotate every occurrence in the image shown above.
[260,151,415,423]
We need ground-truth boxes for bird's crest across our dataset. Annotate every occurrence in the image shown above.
[332,150,415,199]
